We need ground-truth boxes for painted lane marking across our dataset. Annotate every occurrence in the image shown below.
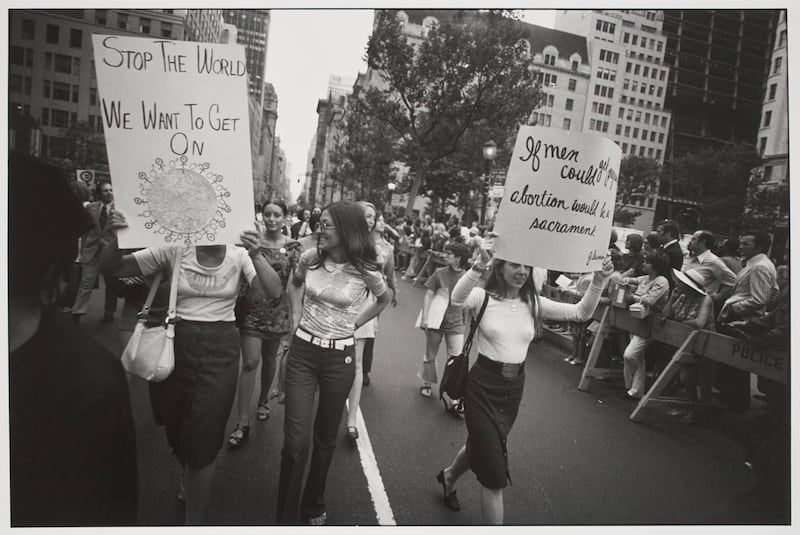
[346,401,396,526]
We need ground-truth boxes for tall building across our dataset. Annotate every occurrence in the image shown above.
[661,10,778,155]
[9,9,185,160]
[222,9,270,107]
[328,74,355,102]
[553,10,673,230]
[179,8,224,43]
[748,10,788,260]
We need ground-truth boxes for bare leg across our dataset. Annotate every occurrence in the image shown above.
[443,444,470,492]
[346,338,366,428]
[480,486,504,525]
[184,461,216,525]
[234,336,262,427]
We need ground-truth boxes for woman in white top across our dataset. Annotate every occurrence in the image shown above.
[110,222,282,525]
[436,249,612,524]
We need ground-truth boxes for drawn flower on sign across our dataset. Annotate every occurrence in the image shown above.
[135,155,231,245]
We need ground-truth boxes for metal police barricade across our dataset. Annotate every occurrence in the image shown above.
[543,287,789,423]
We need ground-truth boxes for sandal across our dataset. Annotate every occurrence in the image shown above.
[227,424,250,448]
[257,401,270,421]
[346,426,359,441]
[306,512,327,525]
[420,384,432,398]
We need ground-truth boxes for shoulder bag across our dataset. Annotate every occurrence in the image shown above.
[439,292,490,401]
[121,247,182,382]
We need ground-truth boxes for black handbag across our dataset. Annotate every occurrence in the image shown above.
[439,293,490,401]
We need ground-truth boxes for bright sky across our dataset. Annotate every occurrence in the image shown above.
[267,10,557,201]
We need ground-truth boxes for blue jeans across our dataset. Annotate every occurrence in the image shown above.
[276,335,355,524]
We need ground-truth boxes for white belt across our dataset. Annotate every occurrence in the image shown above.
[295,328,354,350]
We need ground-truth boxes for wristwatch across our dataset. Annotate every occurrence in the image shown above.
[472,263,489,273]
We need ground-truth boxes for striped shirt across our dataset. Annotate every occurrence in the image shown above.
[724,253,777,319]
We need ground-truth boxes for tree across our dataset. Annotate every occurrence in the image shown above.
[363,9,544,214]
[614,155,660,227]
[326,94,399,209]
[66,121,108,169]
[741,169,789,233]
[661,144,762,236]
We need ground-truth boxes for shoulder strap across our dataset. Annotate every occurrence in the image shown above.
[166,247,183,324]
[462,292,490,355]
[137,271,164,320]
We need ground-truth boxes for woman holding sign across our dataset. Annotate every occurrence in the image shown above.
[107,217,282,525]
[435,247,613,524]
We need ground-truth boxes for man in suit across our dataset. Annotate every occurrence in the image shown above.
[655,219,684,271]
[719,229,778,323]
[71,181,121,323]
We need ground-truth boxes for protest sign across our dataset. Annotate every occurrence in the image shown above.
[493,126,621,273]
[92,34,254,248]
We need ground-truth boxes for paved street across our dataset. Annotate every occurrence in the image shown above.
[81,277,788,526]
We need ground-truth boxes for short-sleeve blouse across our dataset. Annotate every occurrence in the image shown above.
[295,249,386,339]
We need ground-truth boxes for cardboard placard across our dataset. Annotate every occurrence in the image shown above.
[92,34,254,248]
[493,126,621,272]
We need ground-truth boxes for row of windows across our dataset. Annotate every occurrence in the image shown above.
[596,67,617,81]
[628,50,660,65]
[618,107,669,128]
[598,49,620,65]
[11,46,86,76]
[24,21,84,47]
[596,20,616,35]
[619,142,662,162]
[9,74,32,95]
[592,102,612,116]
[589,119,609,133]
[622,32,663,52]
[534,112,552,127]
[618,125,665,144]
[593,84,614,99]
[620,95,662,111]
[625,61,667,81]
[623,79,664,98]
[542,94,555,107]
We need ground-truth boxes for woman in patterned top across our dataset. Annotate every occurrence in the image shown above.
[228,200,304,448]
[277,202,392,525]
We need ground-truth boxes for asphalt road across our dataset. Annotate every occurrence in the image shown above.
[81,277,789,526]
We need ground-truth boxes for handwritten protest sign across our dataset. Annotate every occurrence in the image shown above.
[92,34,254,248]
[493,126,621,272]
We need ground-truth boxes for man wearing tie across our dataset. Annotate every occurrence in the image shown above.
[71,181,120,323]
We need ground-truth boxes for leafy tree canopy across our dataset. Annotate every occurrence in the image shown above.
[614,155,660,227]
[362,9,544,212]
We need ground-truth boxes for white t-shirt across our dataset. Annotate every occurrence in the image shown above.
[451,269,603,364]
[133,246,256,322]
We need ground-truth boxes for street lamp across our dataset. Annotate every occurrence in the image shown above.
[481,140,497,225]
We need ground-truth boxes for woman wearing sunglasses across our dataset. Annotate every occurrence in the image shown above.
[277,201,392,525]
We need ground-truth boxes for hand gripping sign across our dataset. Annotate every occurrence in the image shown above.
[92,34,254,248]
[493,126,621,273]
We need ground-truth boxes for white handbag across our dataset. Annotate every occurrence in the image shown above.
[121,247,182,382]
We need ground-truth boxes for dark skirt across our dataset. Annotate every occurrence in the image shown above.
[149,320,240,468]
[464,354,525,490]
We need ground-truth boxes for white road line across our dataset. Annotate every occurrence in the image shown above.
[346,401,396,526]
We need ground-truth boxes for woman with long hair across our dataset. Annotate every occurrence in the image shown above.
[620,250,672,400]
[344,201,398,442]
[436,248,612,524]
[109,223,283,525]
[278,201,392,525]
[228,199,304,447]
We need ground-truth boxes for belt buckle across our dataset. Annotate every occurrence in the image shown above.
[501,363,517,379]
